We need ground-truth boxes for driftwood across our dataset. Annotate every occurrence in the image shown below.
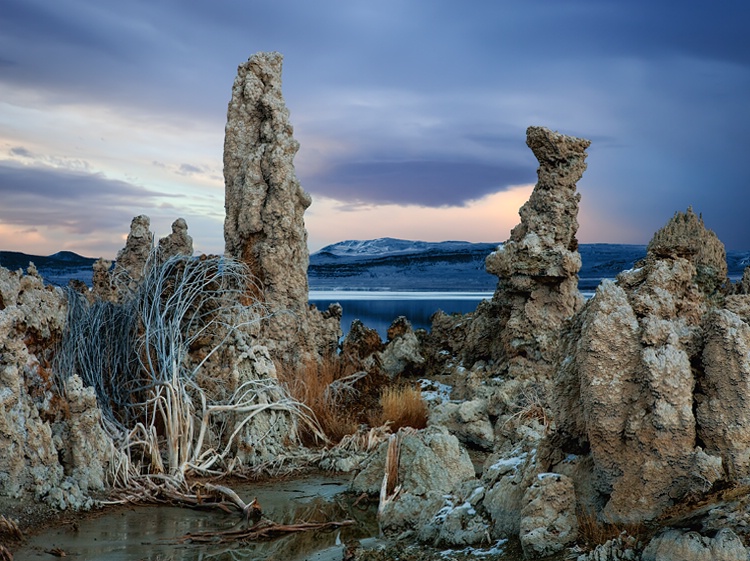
[378,432,403,518]
[108,478,262,520]
[178,518,355,544]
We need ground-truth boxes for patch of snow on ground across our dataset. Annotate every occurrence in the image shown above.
[440,539,509,558]
[489,453,527,474]
[420,378,453,402]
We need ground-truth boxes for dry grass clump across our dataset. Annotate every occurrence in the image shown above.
[376,385,428,432]
[278,358,429,444]
[506,385,552,432]
[577,508,646,551]
[277,357,361,445]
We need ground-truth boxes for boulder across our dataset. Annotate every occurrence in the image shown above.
[482,448,537,538]
[351,426,475,497]
[417,481,489,546]
[519,473,578,558]
[351,426,477,538]
[642,528,748,561]
[378,317,425,378]
[429,398,494,450]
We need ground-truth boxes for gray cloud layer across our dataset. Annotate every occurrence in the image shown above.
[1,0,750,247]
[0,161,174,234]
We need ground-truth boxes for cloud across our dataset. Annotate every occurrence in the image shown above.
[0,160,176,234]
[9,146,33,158]
[305,159,535,207]
[1,0,749,254]
[177,163,203,176]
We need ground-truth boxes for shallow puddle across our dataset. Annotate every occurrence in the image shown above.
[15,475,378,561]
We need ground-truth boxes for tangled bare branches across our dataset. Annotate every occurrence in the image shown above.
[55,251,323,497]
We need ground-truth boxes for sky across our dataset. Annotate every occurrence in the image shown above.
[1,0,749,258]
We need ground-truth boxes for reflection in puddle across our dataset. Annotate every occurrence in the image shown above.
[17,476,378,561]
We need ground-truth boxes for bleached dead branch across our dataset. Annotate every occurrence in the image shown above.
[55,251,322,497]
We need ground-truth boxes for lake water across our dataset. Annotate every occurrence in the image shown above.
[16,475,379,561]
[310,290,597,339]
[309,291,492,339]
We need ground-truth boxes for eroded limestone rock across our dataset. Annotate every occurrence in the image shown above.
[378,317,425,378]
[429,398,494,450]
[351,427,477,538]
[519,473,578,558]
[112,215,153,294]
[455,126,588,387]
[0,267,115,507]
[698,308,750,479]
[642,528,748,561]
[547,210,740,524]
[223,51,341,364]
[157,217,193,262]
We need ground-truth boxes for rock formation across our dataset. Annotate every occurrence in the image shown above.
[0,266,115,508]
[545,208,741,524]
[642,528,748,561]
[519,473,578,557]
[436,126,588,386]
[223,51,340,364]
[157,217,193,262]
[351,426,478,540]
[112,214,153,295]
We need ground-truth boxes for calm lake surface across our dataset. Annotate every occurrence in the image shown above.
[309,291,492,338]
[17,475,378,561]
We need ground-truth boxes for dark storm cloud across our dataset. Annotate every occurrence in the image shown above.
[1,0,750,243]
[0,161,175,234]
[306,159,535,207]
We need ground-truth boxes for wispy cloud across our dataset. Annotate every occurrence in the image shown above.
[0,160,176,236]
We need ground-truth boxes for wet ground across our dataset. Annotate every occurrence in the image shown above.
[13,475,378,561]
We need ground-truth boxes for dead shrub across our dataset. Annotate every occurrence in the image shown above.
[277,357,360,445]
[375,385,428,432]
[577,507,646,551]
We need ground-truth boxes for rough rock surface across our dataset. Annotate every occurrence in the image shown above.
[647,207,727,292]
[576,535,640,561]
[642,528,748,561]
[91,258,115,302]
[481,447,539,539]
[546,209,742,524]
[157,217,193,262]
[223,51,340,364]
[417,481,489,546]
[0,267,115,508]
[378,317,425,378]
[519,473,578,558]
[351,426,475,497]
[469,126,588,381]
[341,319,384,364]
[698,308,750,480]
[429,398,494,450]
[351,427,477,538]
[112,215,153,295]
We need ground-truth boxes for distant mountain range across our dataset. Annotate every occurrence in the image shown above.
[0,250,97,286]
[309,238,750,291]
[3,239,750,291]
